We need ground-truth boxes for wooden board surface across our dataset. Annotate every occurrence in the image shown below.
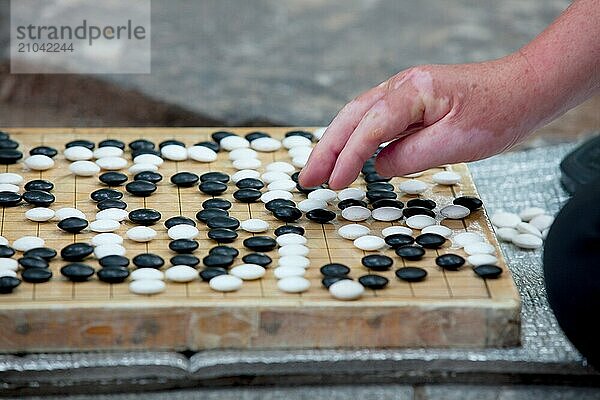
[0,128,520,352]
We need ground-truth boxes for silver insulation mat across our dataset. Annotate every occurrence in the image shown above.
[1,141,599,392]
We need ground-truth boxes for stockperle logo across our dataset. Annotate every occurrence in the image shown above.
[10,0,151,74]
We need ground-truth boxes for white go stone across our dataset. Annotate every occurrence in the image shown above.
[278,276,311,293]
[516,222,543,238]
[266,161,295,175]
[467,254,499,266]
[90,219,120,233]
[230,263,266,280]
[337,187,366,201]
[353,235,386,251]
[93,146,123,159]
[381,226,413,237]
[398,179,428,194]
[0,183,19,192]
[233,158,262,170]
[421,225,453,238]
[291,155,309,168]
[490,212,521,228]
[165,265,198,283]
[512,233,544,249]
[229,148,257,161]
[94,244,126,259]
[24,155,54,170]
[126,226,157,242]
[129,280,166,295]
[496,227,519,242]
[188,146,217,162]
[282,135,312,149]
[288,146,312,159]
[341,206,371,222]
[161,144,188,161]
[329,279,364,301]
[313,127,327,140]
[220,135,250,151]
[529,214,554,231]
[274,266,306,279]
[128,163,159,174]
[232,169,261,183]
[260,190,294,203]
[405,215,436,229]
[267,180,296,191]
[131,268,164,281]
[209,274,243,292]
[542,228,549,240]
[0,236,8,246]
[167,224,199,240]
[0,173,23,185]
[25,207,55,222]
[453,231,485,247]
[464,242,496,255]
[371,207,403,222]
[308,188,337,203]
[69,161,100,176]
[133,153,164,166]
[519,207,547,222]
[95,157,128,170]
[55,207,86,221]
[12,236,44,252]
[403,171,424,178]
[240,218,269,233]
[261,171,290,184]
[91,232,124,246]
[440,204,471,219]
[96,208,128,221]
[0,270,17,278]
[251,137,282,152]
[278,244,309,257]
[338,224,370,240]
[64,146,93,161]
[0,258,18,271]
[432,171,461,185]
[276,233,307,246]
[298,199,328,212]
[278,255,310,269]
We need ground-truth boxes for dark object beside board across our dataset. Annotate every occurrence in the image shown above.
[560,134,600,194]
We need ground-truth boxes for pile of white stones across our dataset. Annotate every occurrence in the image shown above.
[491,207,553,250]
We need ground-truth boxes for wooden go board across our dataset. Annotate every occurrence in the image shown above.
[0,128,520,352]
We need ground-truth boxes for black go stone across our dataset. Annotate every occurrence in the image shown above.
[171,254,200,267]
[265,199,296,212]
[453,196,484,211]
[195,141,220,152]
[24,179,54,192]
[99,139,125,149]
[200,267,227,281]
[24,247,57,261]
[361,255,393,271]
[99,172,128,186]
[362,163,376,175]
[285,130,313,141]
[395,245,426,261]
[29,146,58,158]
[171,172,199,187]
[21,268,52,283]
[367,182,394,192]
[129,139,155,151]
[18,256,48,269]
[159,139,185,148]
[23,190,55,207]
[99,255,130,268]
[208,228,238,243]
[0,150,23,164]
[243,236,277,252]
[202,254,234,269]
[97,199,127,210]
[415,233,446,249]
[126,180,157,197]
[65,139,94,150]
[132,149,161,158]
[211,131,235,143]
[134,171,163,183]
[128,208,161,225]
[61,263,95,282]
[306,208,336,224]
[236,178,264,190]
[296,183,323,195]
[200,171,229,183]
[0,191,22,207]
[196,208,229,223]
[435,253,466,270]
[169,239,199,253]
[407,198,437,210]
[0,139,19,150]
[338,199,368,210]
[384,234,415,248]
[57,217,88,233]
[0,131,8,140]
[0,276,21,294]
[207,216,240,230]
[242,253,272,267]
[395,267,428,282]
[320,263,350,277]
[274,225,305,236]
[97,267,129,283]
[132,253,164,269]
[245,131,270,141]
[403,206,436,219]
[202,198,232,210]
[61,242,93,261]
[165,216,196,229]
[209,245,239,258]
[322,276,351,289]
[233,188,262,203]
[273,206,303,223]
[359,274,389,290]
[90,188,123,202]
[0,245,15,258]
[366,190,397,202]
[473,264,503,279]
[371,199,404,209]
[364,173,391,183]
[199,181,228,195]
[290,172,300,183]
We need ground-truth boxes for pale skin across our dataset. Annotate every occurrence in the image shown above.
[299,0,600,190]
